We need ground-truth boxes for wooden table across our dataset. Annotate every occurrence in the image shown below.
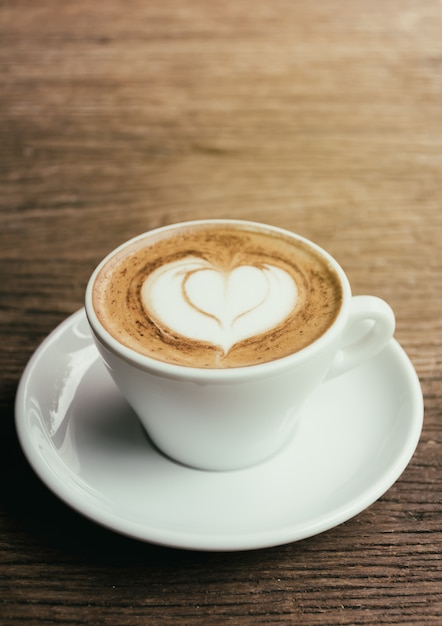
[1,1,441,623]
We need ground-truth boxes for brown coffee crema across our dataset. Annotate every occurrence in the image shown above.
[92,224,343,368]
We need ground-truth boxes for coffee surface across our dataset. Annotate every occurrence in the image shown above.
[92,223,343,368]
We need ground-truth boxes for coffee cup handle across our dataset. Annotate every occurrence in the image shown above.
[325,295,396,380]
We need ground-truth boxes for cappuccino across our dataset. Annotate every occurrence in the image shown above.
[92,222,343,368]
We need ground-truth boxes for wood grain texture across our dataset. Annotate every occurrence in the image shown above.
[1,1,441,624]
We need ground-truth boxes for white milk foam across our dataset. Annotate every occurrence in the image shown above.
[141,256,298,353]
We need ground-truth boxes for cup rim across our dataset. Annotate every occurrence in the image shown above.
[85,219,352,382]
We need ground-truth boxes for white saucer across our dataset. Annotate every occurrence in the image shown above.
[15,309,423,552]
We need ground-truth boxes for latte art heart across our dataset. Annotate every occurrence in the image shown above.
[141,256,298,353]
[93,224,344,367]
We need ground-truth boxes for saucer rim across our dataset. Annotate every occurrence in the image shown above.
[15,309,424,551]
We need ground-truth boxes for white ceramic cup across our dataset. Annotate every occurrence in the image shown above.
[85,220,395,471]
